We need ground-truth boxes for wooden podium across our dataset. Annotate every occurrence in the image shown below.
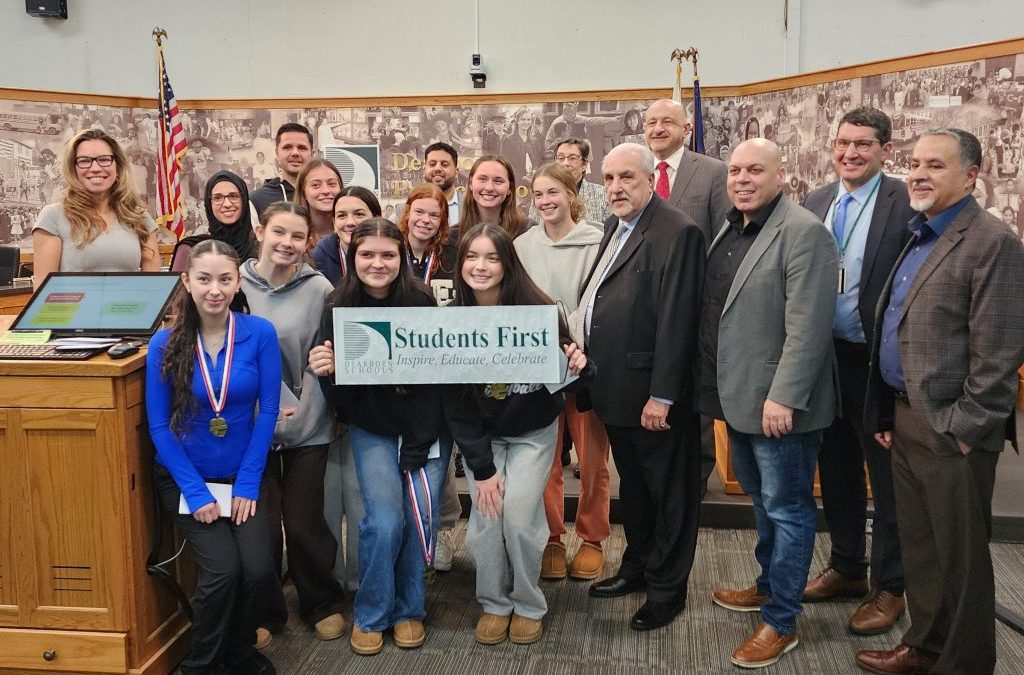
[0,345,190,674]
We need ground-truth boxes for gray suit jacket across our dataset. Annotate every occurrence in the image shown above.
[668,149,731,248]
[711,196,840,434]
[865,199,1024,452]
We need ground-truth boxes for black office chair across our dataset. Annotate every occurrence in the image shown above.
[0,246,19,286]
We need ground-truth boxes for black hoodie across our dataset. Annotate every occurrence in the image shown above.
[250,176,295,222]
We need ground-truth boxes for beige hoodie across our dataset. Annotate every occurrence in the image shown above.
[514,220,604,315]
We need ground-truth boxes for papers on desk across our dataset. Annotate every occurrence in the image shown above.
[0,329,51,345]
[178,482,233,517]
[50,337,120,351]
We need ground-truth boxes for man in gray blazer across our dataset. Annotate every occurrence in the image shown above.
[858,129,1024,675]
[645,97,731,494]
[699,139,838,669]
[801,107,915,636]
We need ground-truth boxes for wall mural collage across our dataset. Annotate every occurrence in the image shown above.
[1,51,1023,252]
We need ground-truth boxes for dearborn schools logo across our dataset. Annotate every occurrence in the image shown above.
[343,321,393,360]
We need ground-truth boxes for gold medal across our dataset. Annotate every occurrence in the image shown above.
[209,416,228,438]
[486,383,509,400]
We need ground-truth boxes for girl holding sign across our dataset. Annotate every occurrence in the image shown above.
[308,218,450,656]
[146,239,281,675]
[240,203,347,642]
[444,223,589,646]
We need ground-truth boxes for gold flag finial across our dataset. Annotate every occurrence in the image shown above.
[152,27,167,46]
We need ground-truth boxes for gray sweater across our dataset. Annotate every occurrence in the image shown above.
[241,260,335,448]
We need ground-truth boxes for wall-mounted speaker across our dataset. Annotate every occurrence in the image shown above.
[26,1,67,19]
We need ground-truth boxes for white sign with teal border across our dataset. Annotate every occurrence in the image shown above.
[332,305,561,384]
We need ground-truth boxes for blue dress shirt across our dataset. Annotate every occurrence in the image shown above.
[878,195,973,392]
[828,172,882,343]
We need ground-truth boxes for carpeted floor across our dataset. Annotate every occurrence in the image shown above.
[194,525,1024,674]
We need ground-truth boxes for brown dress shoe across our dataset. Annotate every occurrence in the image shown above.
[712,585,770,612]
[509,613,543,644]
[568,542,604,580]
[475,613,511,645]
[393,619,425,648]
[802,566,869,602]
[849,590,905,635]
[541,541,567,580]
[855,643,936,674]
[350,625,384,656]
[731,622,798,668]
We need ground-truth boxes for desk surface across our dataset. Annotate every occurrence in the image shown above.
[0,314,147,376]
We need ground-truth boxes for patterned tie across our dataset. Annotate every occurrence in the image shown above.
[572,224,630,346]
[833,192,855,245]
[655,161,670,199]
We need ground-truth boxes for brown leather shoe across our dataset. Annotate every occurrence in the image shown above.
[350,625,384,656]
[849,590,905,635]
[731,622,798,668]
[509,613,543,644]
[803,566,869,602]
[475,612,511,645]
[855,643,936,674]
[541,541,567,580]
[568,542,604,580]
[712,585,770,612]
[393,619,425,648]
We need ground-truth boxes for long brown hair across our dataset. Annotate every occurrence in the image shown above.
[161,239,241,435]
[293,158,344,212]
[327,218,432,308]
[397,183,450,277]
[460,155,525,240]
[61,128,153,249]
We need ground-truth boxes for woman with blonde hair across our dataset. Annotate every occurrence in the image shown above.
[292,158,344,241]
[32,128,160,283]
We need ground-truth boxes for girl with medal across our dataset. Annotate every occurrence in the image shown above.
[146,239,281,675]
[397,183,458,306]
[311,186,381,286]
[443,224,590,646]
[308,218,450,656]
[240,203,348,643]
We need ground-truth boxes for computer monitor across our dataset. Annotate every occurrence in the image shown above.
[12,272,182,337]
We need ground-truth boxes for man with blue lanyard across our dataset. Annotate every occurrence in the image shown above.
[801,107,915,636]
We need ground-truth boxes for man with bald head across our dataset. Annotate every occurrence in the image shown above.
[574,142,706,632]
[699,139,838,668]
[645,98,732,494]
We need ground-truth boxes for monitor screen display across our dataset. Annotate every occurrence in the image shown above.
[13,272,182,336]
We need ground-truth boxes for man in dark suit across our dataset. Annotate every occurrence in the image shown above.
[572,142,705,631]
[645,97,731,496]
[859,128,1024,674]
[800,107,915,635]
[704,139,839,669]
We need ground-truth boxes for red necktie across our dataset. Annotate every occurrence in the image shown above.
[656,161,670,198]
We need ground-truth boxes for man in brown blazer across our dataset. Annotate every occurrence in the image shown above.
[644,97,731,494]
[860,128,1024,675]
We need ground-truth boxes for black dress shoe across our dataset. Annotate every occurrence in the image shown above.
[589,575,646,598]
[224,648,276,675]
[630,599,685,631]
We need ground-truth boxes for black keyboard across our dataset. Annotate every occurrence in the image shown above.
[0,344,101,360]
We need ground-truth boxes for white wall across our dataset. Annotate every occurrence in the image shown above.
[1,1,1022,99]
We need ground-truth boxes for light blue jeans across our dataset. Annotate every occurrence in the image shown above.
[348,425,450,632]
[727,427,821,635]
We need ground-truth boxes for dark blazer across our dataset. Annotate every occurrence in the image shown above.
[865,199,1024,452]
[802,173,915,342]
[667,149,731,247]
[580,195,706,427]
[710,196,840,434]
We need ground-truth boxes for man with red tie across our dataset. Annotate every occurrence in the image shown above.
[644,98,731,495]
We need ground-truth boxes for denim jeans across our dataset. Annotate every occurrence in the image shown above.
[727,427,821,635]
[348,425,451,632]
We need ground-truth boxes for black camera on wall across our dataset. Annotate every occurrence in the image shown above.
[470,53,487,89]
[26,0,68,19]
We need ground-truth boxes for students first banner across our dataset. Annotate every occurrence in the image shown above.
[332,305,561,384]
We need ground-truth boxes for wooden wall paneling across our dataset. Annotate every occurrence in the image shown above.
[0,409,23,626]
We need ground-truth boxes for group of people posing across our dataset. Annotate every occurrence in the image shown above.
[31,99,1024,675]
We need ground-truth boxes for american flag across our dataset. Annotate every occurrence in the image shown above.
[155,45,187,239]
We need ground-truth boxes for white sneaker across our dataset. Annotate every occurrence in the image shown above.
[433,529,455,572]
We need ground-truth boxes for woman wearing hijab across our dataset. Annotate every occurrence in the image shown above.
[202,171,260,261]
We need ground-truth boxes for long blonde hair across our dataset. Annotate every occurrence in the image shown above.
[61,128,152,249]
